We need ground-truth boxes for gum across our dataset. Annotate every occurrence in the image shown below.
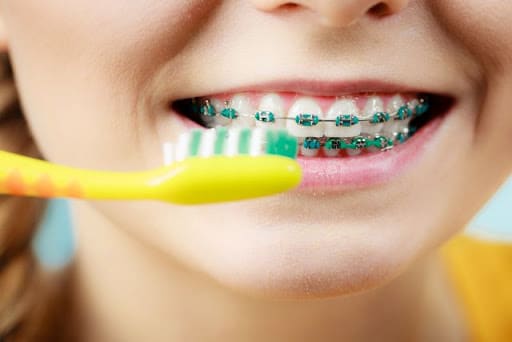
[201,91,420,114]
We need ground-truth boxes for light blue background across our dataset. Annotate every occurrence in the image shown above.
[466,177,512,240]
[33,177,512,268]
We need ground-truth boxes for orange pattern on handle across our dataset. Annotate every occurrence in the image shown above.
[35,174,56,198]
[65,180,84,198]
[3,170,83,199]
[6,169,26,196]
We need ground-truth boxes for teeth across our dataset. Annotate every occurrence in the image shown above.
[408,98,420,111]
[323,147,339,158]
[361,96,385,134]
[366,145,381,153]
[300,137,321,157]
[325,99,362,137]
[394,121,411,137]
[257,93,286,128]
[346,148,362,156]
[197,92,421,156]
[407,98,420,126]
[383,95,405,135]
[210,99,231,126]
[230,94,255,128]
[287,97,324,138]
[301,146,320,157]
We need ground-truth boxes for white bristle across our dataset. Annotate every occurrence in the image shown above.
[226,128,241,156]
[162,142,175,166]
[199,129,216,157]
[250,128,265,156]
[175,133,190,162]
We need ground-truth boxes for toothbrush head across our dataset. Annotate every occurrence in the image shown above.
[163,127,299,164]
[156,127,302,205]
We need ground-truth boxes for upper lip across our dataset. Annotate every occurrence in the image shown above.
[177,78,439,100]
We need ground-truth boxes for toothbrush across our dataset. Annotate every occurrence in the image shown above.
[0,127,302,205]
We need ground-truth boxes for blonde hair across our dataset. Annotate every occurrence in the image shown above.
[0,53,72,341]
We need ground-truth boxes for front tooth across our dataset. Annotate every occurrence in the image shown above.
[257,93,286,128]
[301,146,320,157]
[325,99,361,138]
[323,146,339,157]
[287,97,324,138]
[361,96,385,134]
[230,94,255,128]
[383,95,405,135]
[300,137,321,157]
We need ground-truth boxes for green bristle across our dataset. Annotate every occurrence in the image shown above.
[213,127,228,155]
[265,130,298,159]
[238,128,252,154]
[189,130,202,157]
[185,128,297,159]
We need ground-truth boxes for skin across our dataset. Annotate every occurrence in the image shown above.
[1,0,512,340]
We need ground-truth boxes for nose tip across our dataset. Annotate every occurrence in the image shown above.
[251,0,410,28]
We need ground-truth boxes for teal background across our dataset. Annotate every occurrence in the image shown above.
[32,177,512,268]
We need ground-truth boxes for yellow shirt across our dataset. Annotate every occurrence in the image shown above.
[441,234,512,341]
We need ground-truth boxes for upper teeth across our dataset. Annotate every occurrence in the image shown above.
[287,97,324,138]
[258,93,286,128]
[325,99,361,138]
[361,96,385,134]
[195,93,428,139]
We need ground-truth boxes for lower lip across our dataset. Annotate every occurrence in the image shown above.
[297,115,444,191]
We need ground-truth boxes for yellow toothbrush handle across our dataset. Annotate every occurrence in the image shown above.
[0,151,302,204]
[153,156,302,204]
[0,150,155,199]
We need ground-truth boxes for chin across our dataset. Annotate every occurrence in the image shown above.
[188,217,421,300]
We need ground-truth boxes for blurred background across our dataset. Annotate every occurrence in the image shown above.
[33,176,512,269]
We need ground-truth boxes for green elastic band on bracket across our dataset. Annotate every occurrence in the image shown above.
[221,108,238,119]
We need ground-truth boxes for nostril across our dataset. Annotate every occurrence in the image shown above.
[280,3,300,11]
[368,3,391,17]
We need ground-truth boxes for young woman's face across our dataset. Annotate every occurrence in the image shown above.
[1,1,511,297]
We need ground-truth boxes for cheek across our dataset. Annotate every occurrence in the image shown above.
[430,1,512,162]
[430,1,512,70]
[1,0,215,167]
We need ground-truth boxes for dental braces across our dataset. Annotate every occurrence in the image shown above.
[193,97,430,127]
[298,127,416,153]
[191,97,429,153]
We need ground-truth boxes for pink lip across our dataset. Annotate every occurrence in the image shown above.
[208,78,429,97]
[297,115,444,191]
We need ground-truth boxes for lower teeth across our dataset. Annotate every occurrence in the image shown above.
[174,96,432,157]
[297,130,413,157]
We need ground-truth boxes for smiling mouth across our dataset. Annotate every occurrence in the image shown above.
[167,82,455,190]
[171,90,454,158]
